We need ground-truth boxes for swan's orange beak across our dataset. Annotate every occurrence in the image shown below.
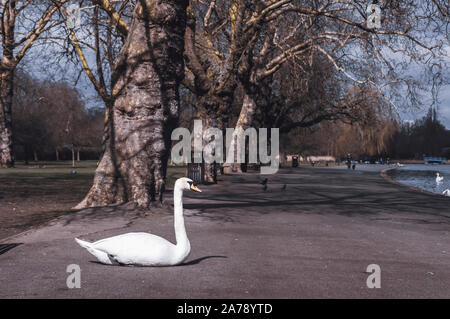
[190,184,202,192]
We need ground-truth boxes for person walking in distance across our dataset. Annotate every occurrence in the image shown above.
[347,153,352,169]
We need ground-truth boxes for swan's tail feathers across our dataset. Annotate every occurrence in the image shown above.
[75,238,113,265]
[75,238,91,249]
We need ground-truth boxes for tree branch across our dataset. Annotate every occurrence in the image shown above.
[15,5,60,64]
[92,0,129,38]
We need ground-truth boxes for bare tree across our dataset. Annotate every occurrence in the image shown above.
[51,0,131,208]
[0,0,64,167]
[61,0,188,208]
[12,70,99,163]
[183,0,298,181]
[225,0,449,171]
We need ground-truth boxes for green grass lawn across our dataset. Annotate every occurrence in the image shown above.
[0,160,186,186]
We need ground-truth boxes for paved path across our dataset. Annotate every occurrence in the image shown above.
[1,167,449,298]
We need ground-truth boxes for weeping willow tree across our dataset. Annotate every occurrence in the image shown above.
[333,120,399,158]
[280,85,400,158]
[332,86,399,158]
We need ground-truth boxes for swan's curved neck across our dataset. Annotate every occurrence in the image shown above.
[173,186,189,249]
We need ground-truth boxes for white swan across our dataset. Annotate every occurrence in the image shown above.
[75,177,201,266]
[436,172,444,183]
[443,189,450,197]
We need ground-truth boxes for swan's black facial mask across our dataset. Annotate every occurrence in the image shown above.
[188,181,202,192]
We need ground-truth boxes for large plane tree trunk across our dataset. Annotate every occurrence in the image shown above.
[0,68,15,168]
[198,113,220,184]
[75,0,187,209]
[197,94,231,184]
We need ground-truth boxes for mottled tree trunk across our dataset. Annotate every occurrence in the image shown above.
[0,69,15,168]
[200,114,219,184]
[0,0,16,169]
[75,0,187,209]
[224,94,257,173]
[197,95,230,184]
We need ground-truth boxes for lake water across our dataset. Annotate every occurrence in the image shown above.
[389,164,450,195]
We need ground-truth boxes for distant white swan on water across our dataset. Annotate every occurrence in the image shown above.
[443,189,450,197]
[436,172,444,183]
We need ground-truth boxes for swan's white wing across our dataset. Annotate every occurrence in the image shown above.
[92,232,177,266]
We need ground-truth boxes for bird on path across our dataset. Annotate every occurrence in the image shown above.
[75,177,201,266]
[260,178,269,191]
